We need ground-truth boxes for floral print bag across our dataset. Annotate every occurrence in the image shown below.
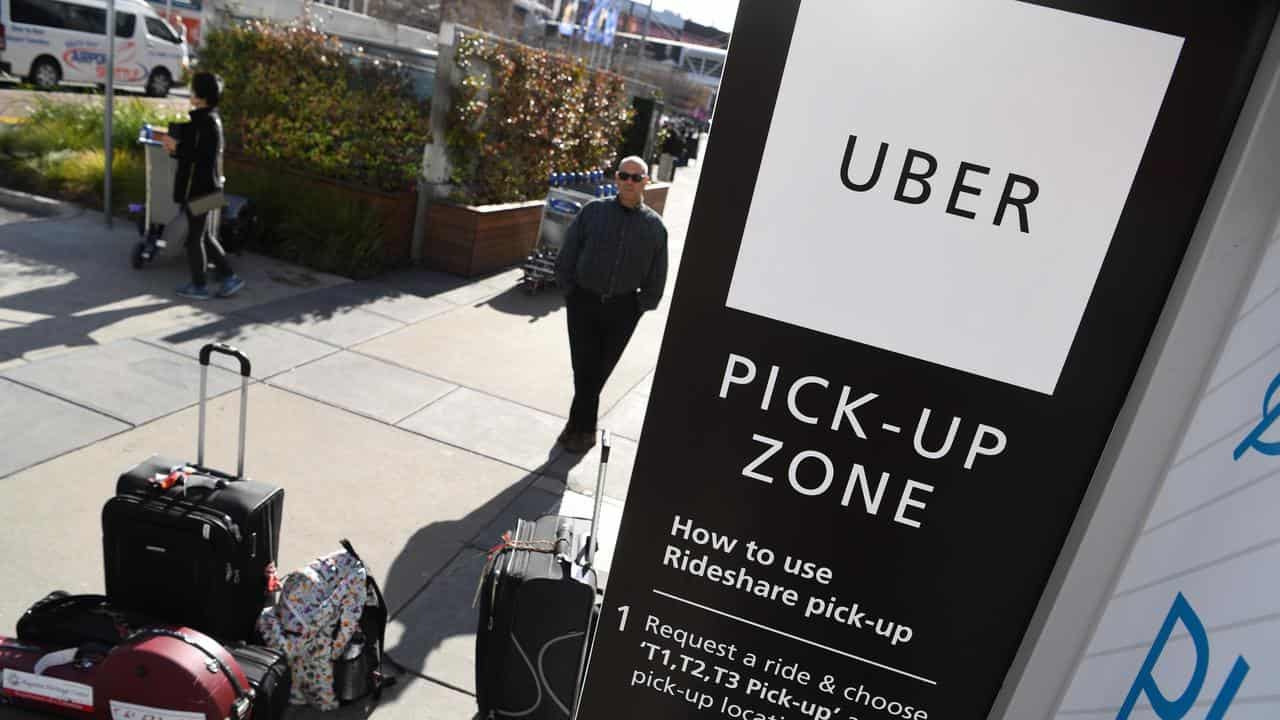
[255,541,380,710]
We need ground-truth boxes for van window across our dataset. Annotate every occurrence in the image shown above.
[145,16,180,43]
[11,0,134,35]
[11,0,67,28]
[115,11,134,36]
[63,3,105,33]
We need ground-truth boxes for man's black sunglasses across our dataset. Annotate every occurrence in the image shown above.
[616,171,647,182]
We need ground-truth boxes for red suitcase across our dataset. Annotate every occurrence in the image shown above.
[0,636,102,718]
[0,628,253,720]
[93,628,253,720]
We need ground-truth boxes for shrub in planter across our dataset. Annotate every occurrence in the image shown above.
[228,159,389,279]
[191,21,431,276]
[198,21,431,193]
[447,33,633,206]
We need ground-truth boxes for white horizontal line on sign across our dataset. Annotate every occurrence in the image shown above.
[651,589,937,686]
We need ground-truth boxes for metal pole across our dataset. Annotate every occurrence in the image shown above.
[166,0,173,29]
[104,0,115,227]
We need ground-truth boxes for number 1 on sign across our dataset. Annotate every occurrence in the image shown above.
[617,605,630,631]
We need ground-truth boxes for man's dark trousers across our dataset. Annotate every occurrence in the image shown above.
[566,288,642,435]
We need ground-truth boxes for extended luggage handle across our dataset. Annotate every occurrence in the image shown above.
[197,342,251,480]
[585,430,610,568]
[200,343,252,377]
[569,430,610,720]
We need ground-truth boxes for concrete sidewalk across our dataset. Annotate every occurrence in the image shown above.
[0,159,701,719]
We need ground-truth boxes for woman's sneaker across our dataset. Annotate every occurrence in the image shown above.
[176,283,211,300]
[217,274,245,298]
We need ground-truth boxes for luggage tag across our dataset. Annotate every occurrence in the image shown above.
[148,465,193,491]
[148,466,229,494]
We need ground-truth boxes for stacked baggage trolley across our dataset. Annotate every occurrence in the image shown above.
[520,170,620,294]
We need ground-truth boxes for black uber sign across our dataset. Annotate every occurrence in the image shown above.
[575,1,1280,718]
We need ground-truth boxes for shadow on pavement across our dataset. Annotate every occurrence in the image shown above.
[371,267,471,294]
[0,215,190,359]
[377,447,573,711]
[552,442,587,476]
[477,285,565,324]
[228,269,477,335]
[281,455,567,719]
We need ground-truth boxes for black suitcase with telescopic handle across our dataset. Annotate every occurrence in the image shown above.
[102,343,284,642]
[474,430,612,720]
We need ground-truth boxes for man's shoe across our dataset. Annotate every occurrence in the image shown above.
[176,283,211,300]
[564,431,596,454]
[216,274,245,298]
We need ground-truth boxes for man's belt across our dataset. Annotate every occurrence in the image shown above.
[577,288,636,303]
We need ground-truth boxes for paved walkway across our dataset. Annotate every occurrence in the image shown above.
[0,159,701,719]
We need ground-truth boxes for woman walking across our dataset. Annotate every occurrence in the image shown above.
[156,71,244,300]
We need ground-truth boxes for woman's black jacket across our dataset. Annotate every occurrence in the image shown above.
[170,107,223,206]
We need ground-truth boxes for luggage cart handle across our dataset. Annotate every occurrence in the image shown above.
[197,342,251,480]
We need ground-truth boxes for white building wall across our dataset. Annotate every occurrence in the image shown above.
[218,0,437,53]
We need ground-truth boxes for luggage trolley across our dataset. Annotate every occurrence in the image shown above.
[520,170,618,294]
[128,125,260,270]
[130,129,182,269]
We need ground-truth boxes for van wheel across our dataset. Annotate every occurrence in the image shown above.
[29,58,60,90]
[146,69,172,98]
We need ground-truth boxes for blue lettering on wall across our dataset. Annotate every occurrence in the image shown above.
[1117,593,1249,719]
[1233,371,1280,460]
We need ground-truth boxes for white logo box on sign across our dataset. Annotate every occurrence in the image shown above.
[726,0,1183,394]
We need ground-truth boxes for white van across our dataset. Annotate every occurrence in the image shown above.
[1,0,188,96]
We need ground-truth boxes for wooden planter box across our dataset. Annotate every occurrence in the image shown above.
[225,155,418,266]
[644,182,670,215]
[420,182,672,278]
[423,199,545,277]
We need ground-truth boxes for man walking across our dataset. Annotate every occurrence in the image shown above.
[555,156,669,453]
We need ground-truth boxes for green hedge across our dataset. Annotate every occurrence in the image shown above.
[448,33,634,205]
[198,21,431,193]
[229,161,388,279]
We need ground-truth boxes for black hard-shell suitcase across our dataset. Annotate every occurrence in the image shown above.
[226,642,291,720]
[102,343,284,642]
[475,432,611,720]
